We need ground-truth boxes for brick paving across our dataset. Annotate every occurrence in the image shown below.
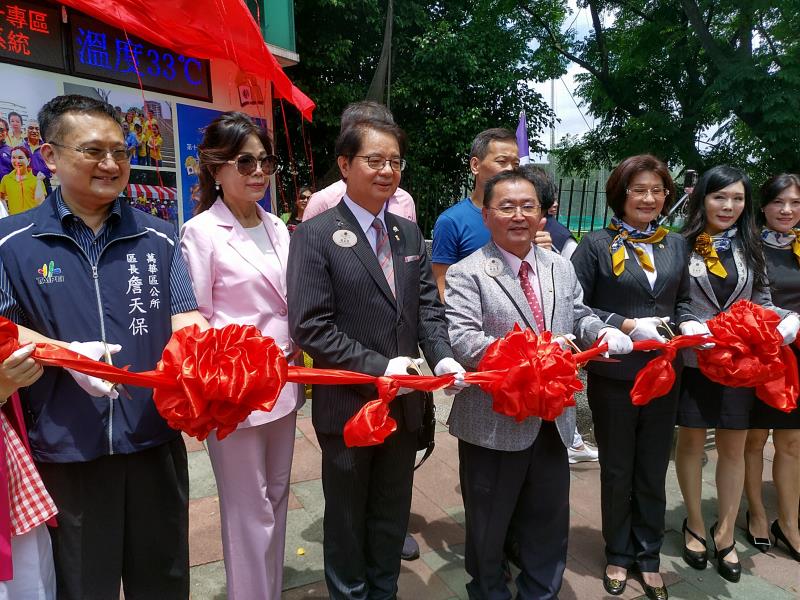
[187,394,800,599]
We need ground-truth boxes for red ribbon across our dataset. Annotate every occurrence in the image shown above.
[0,299,797,447]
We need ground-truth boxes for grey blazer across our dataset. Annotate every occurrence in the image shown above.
[444,242,606,451]
[683,236,788,367]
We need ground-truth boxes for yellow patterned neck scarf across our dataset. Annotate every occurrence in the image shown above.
[608,220,669,276]
[694,232,728,278]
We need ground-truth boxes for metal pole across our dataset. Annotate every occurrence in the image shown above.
[578,179,588,236]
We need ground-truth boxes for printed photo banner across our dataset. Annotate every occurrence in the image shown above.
[0,300,796,448]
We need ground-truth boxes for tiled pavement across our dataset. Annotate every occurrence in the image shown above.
[187,394,800,599]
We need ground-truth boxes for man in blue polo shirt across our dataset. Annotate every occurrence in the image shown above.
[432,128,552,300]
[0,95,208,599]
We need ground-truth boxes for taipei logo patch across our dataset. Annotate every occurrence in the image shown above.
[36,260,64,284]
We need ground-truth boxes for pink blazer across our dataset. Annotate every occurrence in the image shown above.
[180,199,302,428]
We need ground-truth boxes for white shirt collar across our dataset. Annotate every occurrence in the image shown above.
[343,194,387,235]
[495,243,537,277]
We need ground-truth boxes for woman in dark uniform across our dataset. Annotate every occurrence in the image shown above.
[743,173,800,561]
[571,155,700,599]
[675,166,799,583]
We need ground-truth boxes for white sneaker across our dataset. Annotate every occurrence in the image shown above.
[568,442,599,463]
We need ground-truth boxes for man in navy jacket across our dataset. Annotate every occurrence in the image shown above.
[0,94,208,599]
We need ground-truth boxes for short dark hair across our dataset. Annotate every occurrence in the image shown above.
[484,169,536,207]
[605,154,675,219]
[196,111,273,215]
[7,111,21,123]
[758,173,800,225]
[335,118,407,160]
[0,118,8,132]
[519,165,557,211]
[340,101,394,132]
[469,128,516,161]
[38,94,121,143]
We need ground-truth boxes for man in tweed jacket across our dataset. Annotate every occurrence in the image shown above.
[444,170,632,599]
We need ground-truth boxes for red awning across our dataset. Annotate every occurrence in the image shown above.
[59,0,315,120]
[128,184,177,200]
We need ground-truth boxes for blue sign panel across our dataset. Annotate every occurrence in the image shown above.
[69,13,211,101]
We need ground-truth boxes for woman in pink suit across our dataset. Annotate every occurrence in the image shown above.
[180,112,302,599]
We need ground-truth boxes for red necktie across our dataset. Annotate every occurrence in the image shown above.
[519,261,546,332]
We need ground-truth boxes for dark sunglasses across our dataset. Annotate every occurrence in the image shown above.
[226,154,280,176]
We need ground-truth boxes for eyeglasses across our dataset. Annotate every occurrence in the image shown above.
[50,142,130,163]
[488,203,542,217]
[626,186,669,200]
[226,154,280,176]
[300,193,312,200]
[354,155,406,172]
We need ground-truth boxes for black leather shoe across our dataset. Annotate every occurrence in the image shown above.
[643,582,669,600]
[745,511,771,553]
[401,533,420,561]
[682,518,707,570]
[603,570,627,596]
[710,522,741,583]
[771,520,800,562]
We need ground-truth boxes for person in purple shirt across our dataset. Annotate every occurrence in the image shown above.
[0,119,12,181]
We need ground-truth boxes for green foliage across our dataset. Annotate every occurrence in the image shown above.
[277,0,557,235]
[519,0,800,186]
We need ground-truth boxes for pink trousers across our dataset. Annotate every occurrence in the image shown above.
[206,411,297,599]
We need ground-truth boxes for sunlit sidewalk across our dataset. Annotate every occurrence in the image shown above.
[187,395,800,599]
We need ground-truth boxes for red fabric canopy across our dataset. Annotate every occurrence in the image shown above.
[60,0,315,120]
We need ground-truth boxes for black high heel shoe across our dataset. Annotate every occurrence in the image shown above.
[710,522,741,583]
[745,511,771,553]
[602,567,627,596]
[771,520,800,561]
[682,518,707,570]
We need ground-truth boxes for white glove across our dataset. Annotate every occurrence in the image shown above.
[67,341,121,399]
[629,316,670,343]
[434,357,469,396]
[678,320,714,349]
[552,333,576,351]
[598,327,633,356]
[384,356,423,396]
[777,314,800,345]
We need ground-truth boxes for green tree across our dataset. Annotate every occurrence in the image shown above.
[518,0,800,182]
[277,0,559,235]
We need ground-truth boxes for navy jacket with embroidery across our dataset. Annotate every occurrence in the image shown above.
[0,195,186,462]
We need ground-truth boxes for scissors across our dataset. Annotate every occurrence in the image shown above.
[103,342,132,400]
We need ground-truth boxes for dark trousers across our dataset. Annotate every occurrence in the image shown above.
[459,422,569,600]
[587,372,678,571]
[37,437,189,600]
[316,427,417,600]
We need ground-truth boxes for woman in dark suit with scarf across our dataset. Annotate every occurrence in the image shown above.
[571,155,701,599]
[675,166,799,583]
[743,173,800,561]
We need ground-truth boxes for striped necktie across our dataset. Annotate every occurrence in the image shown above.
[372,218,395,297]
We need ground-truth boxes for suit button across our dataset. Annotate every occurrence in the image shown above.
[278,308,287,316]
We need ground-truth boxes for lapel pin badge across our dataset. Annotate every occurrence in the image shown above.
[332,230,357,248]
[485,258,503,277]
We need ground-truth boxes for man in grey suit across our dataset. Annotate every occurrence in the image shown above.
[288,117,467,599]
[445,170,632,599]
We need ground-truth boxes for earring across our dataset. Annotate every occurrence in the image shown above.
[214,182,221,192]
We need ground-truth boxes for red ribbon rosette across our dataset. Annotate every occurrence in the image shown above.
[154,324,287,440]
[697,300,797,412]
[476,325,582,422]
